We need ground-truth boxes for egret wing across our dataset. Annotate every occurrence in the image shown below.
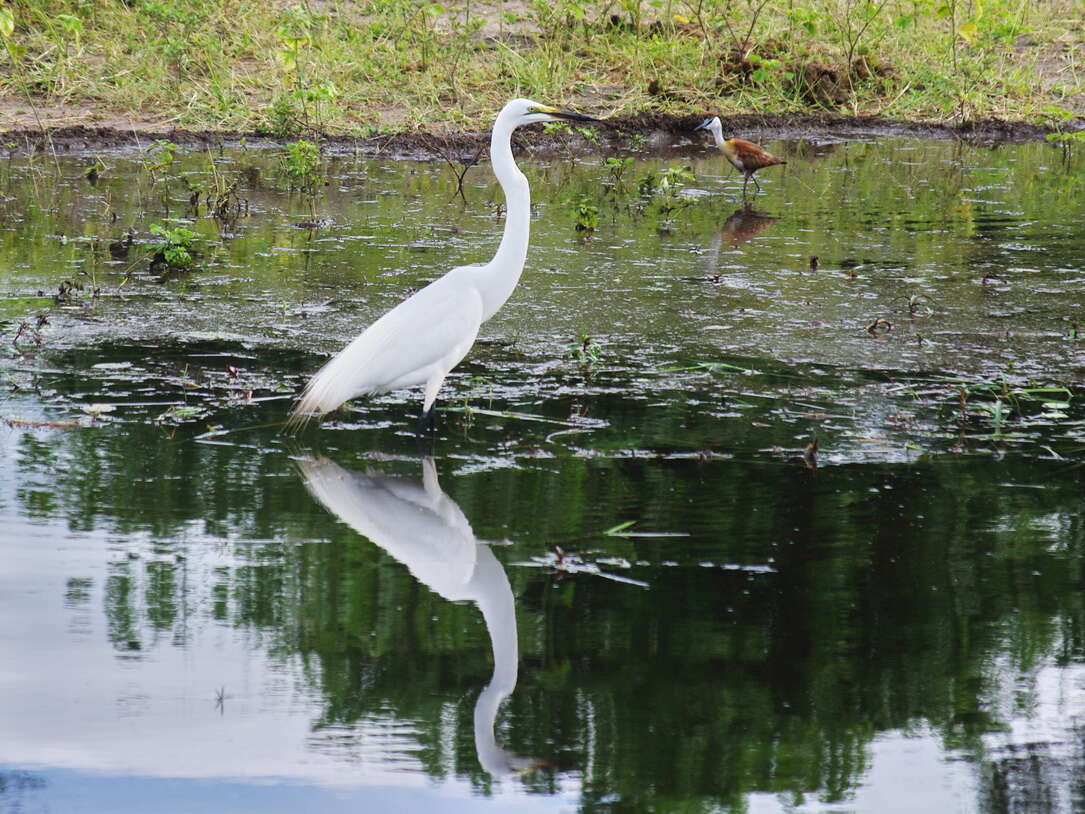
[291,268,484,418]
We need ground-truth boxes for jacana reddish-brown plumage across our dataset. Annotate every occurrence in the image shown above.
[696,116,786,196]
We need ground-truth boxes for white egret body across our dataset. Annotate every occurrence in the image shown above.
[290,99,598,428]
[297,456,535,776]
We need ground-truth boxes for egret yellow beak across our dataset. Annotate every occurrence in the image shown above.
[530,104,600,123]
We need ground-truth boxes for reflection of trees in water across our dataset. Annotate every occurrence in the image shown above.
[982,738,1085,813]
[979,675,1085,814]
[17,423,1085,808]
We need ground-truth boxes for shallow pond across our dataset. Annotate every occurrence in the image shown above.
[1,130,1084,813]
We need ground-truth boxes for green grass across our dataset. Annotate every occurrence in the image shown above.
[0,0,1083,134]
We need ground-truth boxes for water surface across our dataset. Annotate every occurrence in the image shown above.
[1,133,1084,813]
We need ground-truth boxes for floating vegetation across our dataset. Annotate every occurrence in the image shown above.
[516,548,650,588]
[565,331,602,366]
[572,195,599,233]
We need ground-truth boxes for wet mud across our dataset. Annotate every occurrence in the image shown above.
[2,111,1077,160]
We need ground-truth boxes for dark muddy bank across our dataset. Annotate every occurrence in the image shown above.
[3,111,1080,159]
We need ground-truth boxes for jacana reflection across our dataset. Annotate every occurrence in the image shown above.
[720,206,778,248]
[297,456,535,777]
[704,205,780,280]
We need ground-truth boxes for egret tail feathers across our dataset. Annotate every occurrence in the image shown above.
[286,353,373,432]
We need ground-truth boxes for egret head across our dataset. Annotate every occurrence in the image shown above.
[696,115,726,137]
[502,98,600,127]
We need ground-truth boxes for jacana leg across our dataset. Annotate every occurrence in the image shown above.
[752,174,762,193]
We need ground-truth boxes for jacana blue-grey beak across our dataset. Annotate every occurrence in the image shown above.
[695,117,714,131]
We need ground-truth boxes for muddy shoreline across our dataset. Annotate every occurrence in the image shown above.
[3,112,1078,158]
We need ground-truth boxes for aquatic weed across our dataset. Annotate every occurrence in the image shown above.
[149,224,196,269]
[572,195,599,233]
[282,140,324,192]
[566,331,601,365]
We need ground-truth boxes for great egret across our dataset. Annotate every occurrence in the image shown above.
[297,456,537,776]
[695,116,786,196]
[289,99,600,430]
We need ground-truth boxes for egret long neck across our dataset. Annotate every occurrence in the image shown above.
[471,544,520,775]
[478,117,531,322]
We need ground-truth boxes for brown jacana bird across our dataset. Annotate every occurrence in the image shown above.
[695,116,786,196]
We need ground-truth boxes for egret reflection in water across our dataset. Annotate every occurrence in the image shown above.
[296,456,535,777]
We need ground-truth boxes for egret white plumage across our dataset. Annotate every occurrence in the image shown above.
[289,98,599,430]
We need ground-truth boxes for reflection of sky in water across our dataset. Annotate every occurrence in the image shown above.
[0,771,575,814]
[0,479,564,810]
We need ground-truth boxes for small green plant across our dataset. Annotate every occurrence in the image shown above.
[149,223,196,269]
[602,156,634,189]
[658,165,695,193]
[542,120,571,136]
[1045,128,1085,155]
[147,140,179,174]
[460,375,495,419]
[656,166,696,214]
[282,139,323,190]
[201,150,246,223]
[268,4,340,134]
[268,83,339,137]
[977,397,1009,435]
[1040,105,1083,155]
[906,293,934,316]
[747,53,791,85]
[0,8,15,44]
[637,170,661,196]
[84,159,105,183]
[573,195,599,232]
[566,331,601,364]
[639,165,694,196]
[577,126,600,144]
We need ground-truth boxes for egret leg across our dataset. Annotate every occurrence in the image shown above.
[417,370,448,434]
[418,406,437,434]
[414,413,437,456]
